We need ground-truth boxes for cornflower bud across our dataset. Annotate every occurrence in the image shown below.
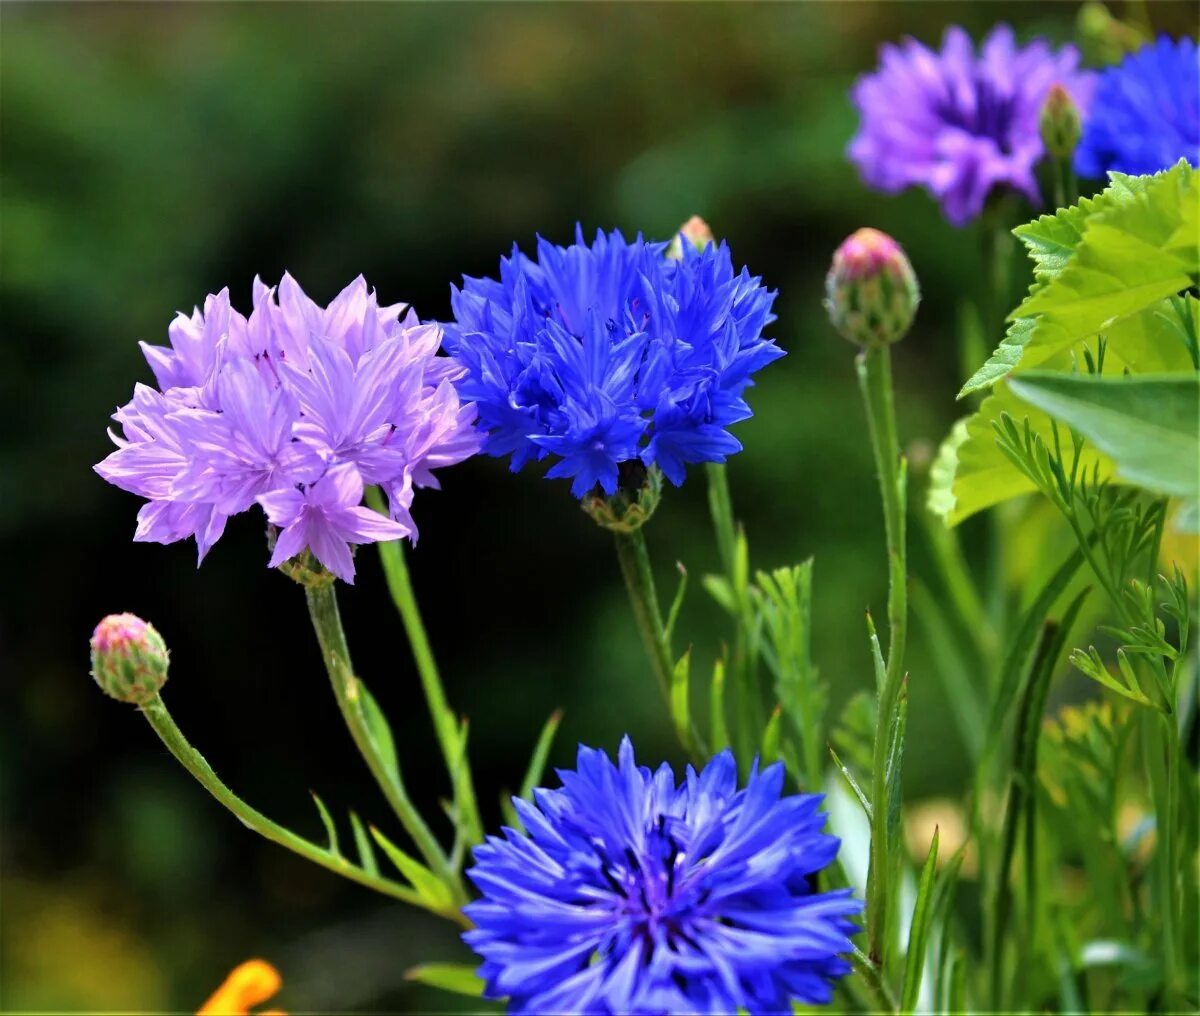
[1040,83,1082,160]
[666,215,716,260]
[90,613,169,704]
[825,228,920,347]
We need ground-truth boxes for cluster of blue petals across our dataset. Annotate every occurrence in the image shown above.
[1076,36,1200,179]
[442,228,782,496]
[464,738,859,1015]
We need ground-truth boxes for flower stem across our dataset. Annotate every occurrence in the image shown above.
[139,695,468,927]
[366,488,484,849]
[303,580,466,903]
[614,526,675,708]
[857,343,909,971]
[851,946,899,1013]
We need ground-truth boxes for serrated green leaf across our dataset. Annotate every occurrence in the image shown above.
[967,162,1197,394]
[1009,163,1197,374]
[370,826,454,907]
[310,791,340,857]
[348,810,377,876]
[405,963,485,998]
[927,418,970,518]
[900,827,940,1013]
[1009,372,1200,498]
[958,316,1038,398]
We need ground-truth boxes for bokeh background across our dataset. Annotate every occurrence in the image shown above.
[2,2,1194,1012]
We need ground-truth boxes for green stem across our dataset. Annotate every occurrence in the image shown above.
[706,462,762,764]
[140,696,468,927]
[366,488,483,849]
[614,526,674,707]
[857,343,909,970]
[852,946,900,1014]
[303,581,465,902]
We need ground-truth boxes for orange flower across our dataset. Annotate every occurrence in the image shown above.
[198,959,285,1016]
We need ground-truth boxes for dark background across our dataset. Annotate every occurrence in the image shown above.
[2,3,1192,1011]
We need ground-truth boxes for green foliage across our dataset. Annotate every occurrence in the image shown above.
[933,162,1199,526]
[1009,372,1200,499]
[404,964,485,998]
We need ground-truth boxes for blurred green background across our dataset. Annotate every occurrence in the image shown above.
[2,2,1193,1012]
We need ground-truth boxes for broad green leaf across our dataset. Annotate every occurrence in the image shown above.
[1009,163,1197,374]
[900,827,940,1013]
[405,963,485,998]
[927,418,969,518]
[1009,372,1200,498]
[966,162,1198,394]
[370,826,455,907]
[933,375,1117,525]
[958,316,1038,398]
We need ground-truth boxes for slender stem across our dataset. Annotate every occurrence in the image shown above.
[706,462,762,763]
[139,696,468,927]
[303,581,465,902]
[366,488,483,848]
[614,527,674,707]
[852,946,899,1014]
[857,344,909,971]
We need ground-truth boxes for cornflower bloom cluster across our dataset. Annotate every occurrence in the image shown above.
[1075,36,1199,178]
[465,738,859,1014]
[96,276,479,582]
[849,25,1095,225]
[442,227,782,496]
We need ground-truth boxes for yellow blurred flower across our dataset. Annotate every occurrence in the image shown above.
[198,959,285,1016]
[903,796,977,879]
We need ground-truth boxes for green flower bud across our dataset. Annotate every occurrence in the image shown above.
[1040,84,1082,160]
[581,461,663,533]
[90,613,169,704]
[825,228,920,347]
[666,215,716,261]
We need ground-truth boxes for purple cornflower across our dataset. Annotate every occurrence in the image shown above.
[464,738,859,1015]
[1075,36,1199,178]
[443,227,782,497]
[849,25,1096,226]
[96,276,480,582]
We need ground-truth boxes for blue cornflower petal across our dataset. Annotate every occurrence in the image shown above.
[1075,36,1199,178]
[443,228,781,497]
[464,738,860,1015]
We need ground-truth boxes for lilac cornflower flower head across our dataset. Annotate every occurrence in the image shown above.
[95,275,480,582]
[849,25,1096,226]
[1075,37,1199,179]
[442,227,782,497]
[464,738,860,1015]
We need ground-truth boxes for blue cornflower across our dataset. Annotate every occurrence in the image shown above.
[1076,36,1199,178]
[464,738,859,1015]
[443,227,782,496]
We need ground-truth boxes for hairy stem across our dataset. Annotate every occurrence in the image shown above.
[304,580,465,902]
[366,488,484,849]
[858,343,909,970]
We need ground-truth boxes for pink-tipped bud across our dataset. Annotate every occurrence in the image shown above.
[90,613,169,704]
[666,215,716,260]
[825,228,920,346]
[1040,84,1082,160]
